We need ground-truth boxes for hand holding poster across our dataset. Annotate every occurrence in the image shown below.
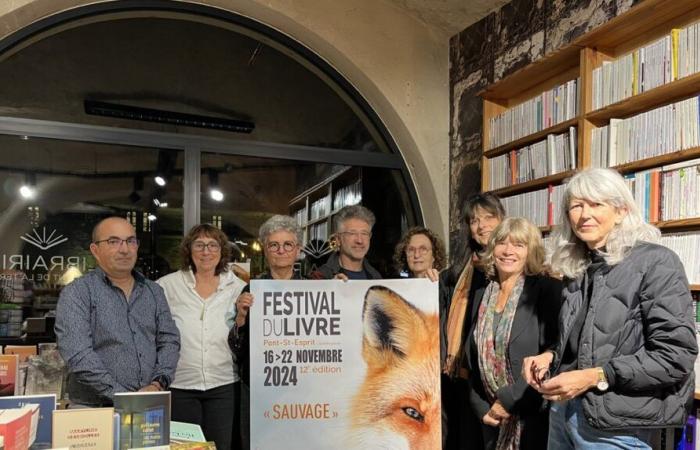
[249,278,440,450]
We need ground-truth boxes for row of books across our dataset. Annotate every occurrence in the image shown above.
[592,34,673,109]
[488,127,577,189]
[293,206,307,227]
[309,195,331,221]
[309,221,329,243]
[592,19,700,111]
[332,179,362,211]
[661,232,700,284]
[487,78,579,149]
[621,159,700,223]
[590,95,700,168]
[501,184,565,227]
[0,391,213,450]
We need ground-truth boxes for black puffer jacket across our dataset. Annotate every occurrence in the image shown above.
[552,242,698,429]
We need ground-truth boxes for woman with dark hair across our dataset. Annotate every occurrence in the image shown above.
[157,223,246,450]
[524,168,697,449]
[393,226,446,279]
[442,192,506,449]
[467,217,561,450]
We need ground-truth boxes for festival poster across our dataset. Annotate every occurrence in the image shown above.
[249,279,440,450]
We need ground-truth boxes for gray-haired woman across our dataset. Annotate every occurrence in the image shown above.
[522,168,698,449]
[229,214,303,449]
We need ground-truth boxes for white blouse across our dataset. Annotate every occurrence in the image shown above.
[157,269,246,390]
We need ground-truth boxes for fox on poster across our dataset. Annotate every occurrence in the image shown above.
[249,278,441,450]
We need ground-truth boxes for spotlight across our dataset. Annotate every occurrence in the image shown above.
[208,170,224,202]
[147,213,157,221]
[19,173,36,199]
[154,150,176,187]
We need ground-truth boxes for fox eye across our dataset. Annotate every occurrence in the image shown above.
[402,407,424,422]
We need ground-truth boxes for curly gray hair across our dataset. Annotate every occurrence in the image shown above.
[258,215,303,244]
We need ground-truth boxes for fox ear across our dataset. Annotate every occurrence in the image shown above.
[361,285,424,359]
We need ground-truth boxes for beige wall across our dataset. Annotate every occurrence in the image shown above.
[0,0,449,242]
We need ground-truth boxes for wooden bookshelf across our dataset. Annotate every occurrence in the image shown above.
[484,118,578,158]
[612,147,700,174]
[691,285,700,291]
[480,0,700,289]
[585,71,700,122]
[490,170,574,197]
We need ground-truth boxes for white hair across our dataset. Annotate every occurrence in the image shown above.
[258,215,303,244]
[549,168,660,278]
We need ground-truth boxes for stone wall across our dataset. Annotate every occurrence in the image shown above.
[448,0,641,265]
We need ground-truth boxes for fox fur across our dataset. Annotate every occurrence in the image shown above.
[348,285,441,450]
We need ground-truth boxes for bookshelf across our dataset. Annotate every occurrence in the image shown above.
[288,166,363,245]
[480,0,700,291]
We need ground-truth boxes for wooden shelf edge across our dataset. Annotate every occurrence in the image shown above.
[585,71,700,122]
[490,170,576,197]
[652,217,700,230]
[613,147,700,174]
[484,118,579,158]
[690,284,700,291]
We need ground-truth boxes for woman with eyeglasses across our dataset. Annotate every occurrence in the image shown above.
[157,223,246,450]
[228,214,304,450]
[393,226,446,281]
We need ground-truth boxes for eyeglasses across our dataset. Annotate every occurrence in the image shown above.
[191,241,221,252]
[339,231,372,240]
[406,246,432,256]
[266,241,297,253]
[94,237,139,248]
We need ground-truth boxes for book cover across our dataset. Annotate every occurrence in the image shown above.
[0,404,36,450]
[3,346,37,364]
[170,421,206,443]
[114,391,170,450]
[0,394,55,449]
[0,355,19,396]
[52,407,114,449]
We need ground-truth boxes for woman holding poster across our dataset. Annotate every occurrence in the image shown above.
[157,224,247,450]
[229,214,304,450]
[393,226,446,281]
[466,217,562,450]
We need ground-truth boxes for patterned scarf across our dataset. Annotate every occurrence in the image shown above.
[476,275,525,450]
[443,256,475,377]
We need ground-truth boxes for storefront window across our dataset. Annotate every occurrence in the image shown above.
[0,134,184,335]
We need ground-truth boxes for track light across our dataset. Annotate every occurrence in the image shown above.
[208,170,224,202]
[19,173,36,199]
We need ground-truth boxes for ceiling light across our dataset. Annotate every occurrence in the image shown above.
[208,170,224,202]
[19,173,36,199]
[154,150,176,187]
[154,175,166,186]
[147,213,157,221]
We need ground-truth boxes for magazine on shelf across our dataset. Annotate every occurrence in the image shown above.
[114,391,170,450]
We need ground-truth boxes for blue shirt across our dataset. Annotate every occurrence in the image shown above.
[55,267,180,405]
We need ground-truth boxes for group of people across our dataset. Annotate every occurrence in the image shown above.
[54,167,698,450]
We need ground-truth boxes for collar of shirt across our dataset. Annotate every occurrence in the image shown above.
[94,266,146,286]
[181,269,241,292]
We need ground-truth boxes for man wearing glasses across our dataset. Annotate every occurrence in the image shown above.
[56,216,180,407]
[313,205,382,280]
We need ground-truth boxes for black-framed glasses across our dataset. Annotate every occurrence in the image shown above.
[266,241,297,253]
[191,241,221,252]
[94,237,139,248]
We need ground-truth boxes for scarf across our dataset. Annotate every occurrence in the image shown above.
[476,275,525,450]
[443,256,475,377]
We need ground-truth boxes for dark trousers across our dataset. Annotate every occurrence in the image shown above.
[238,382,250,450]
[171,382,237,450]
[443,376,483,450]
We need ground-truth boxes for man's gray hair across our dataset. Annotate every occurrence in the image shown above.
[259,215,303,244]
[333,205,376,231]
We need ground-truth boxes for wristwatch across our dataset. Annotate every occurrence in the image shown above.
[595,367,609,391]
[152,375,169,390]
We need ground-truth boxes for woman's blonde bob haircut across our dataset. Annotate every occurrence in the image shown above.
[549,168,660,278]
[479,217,547,279]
